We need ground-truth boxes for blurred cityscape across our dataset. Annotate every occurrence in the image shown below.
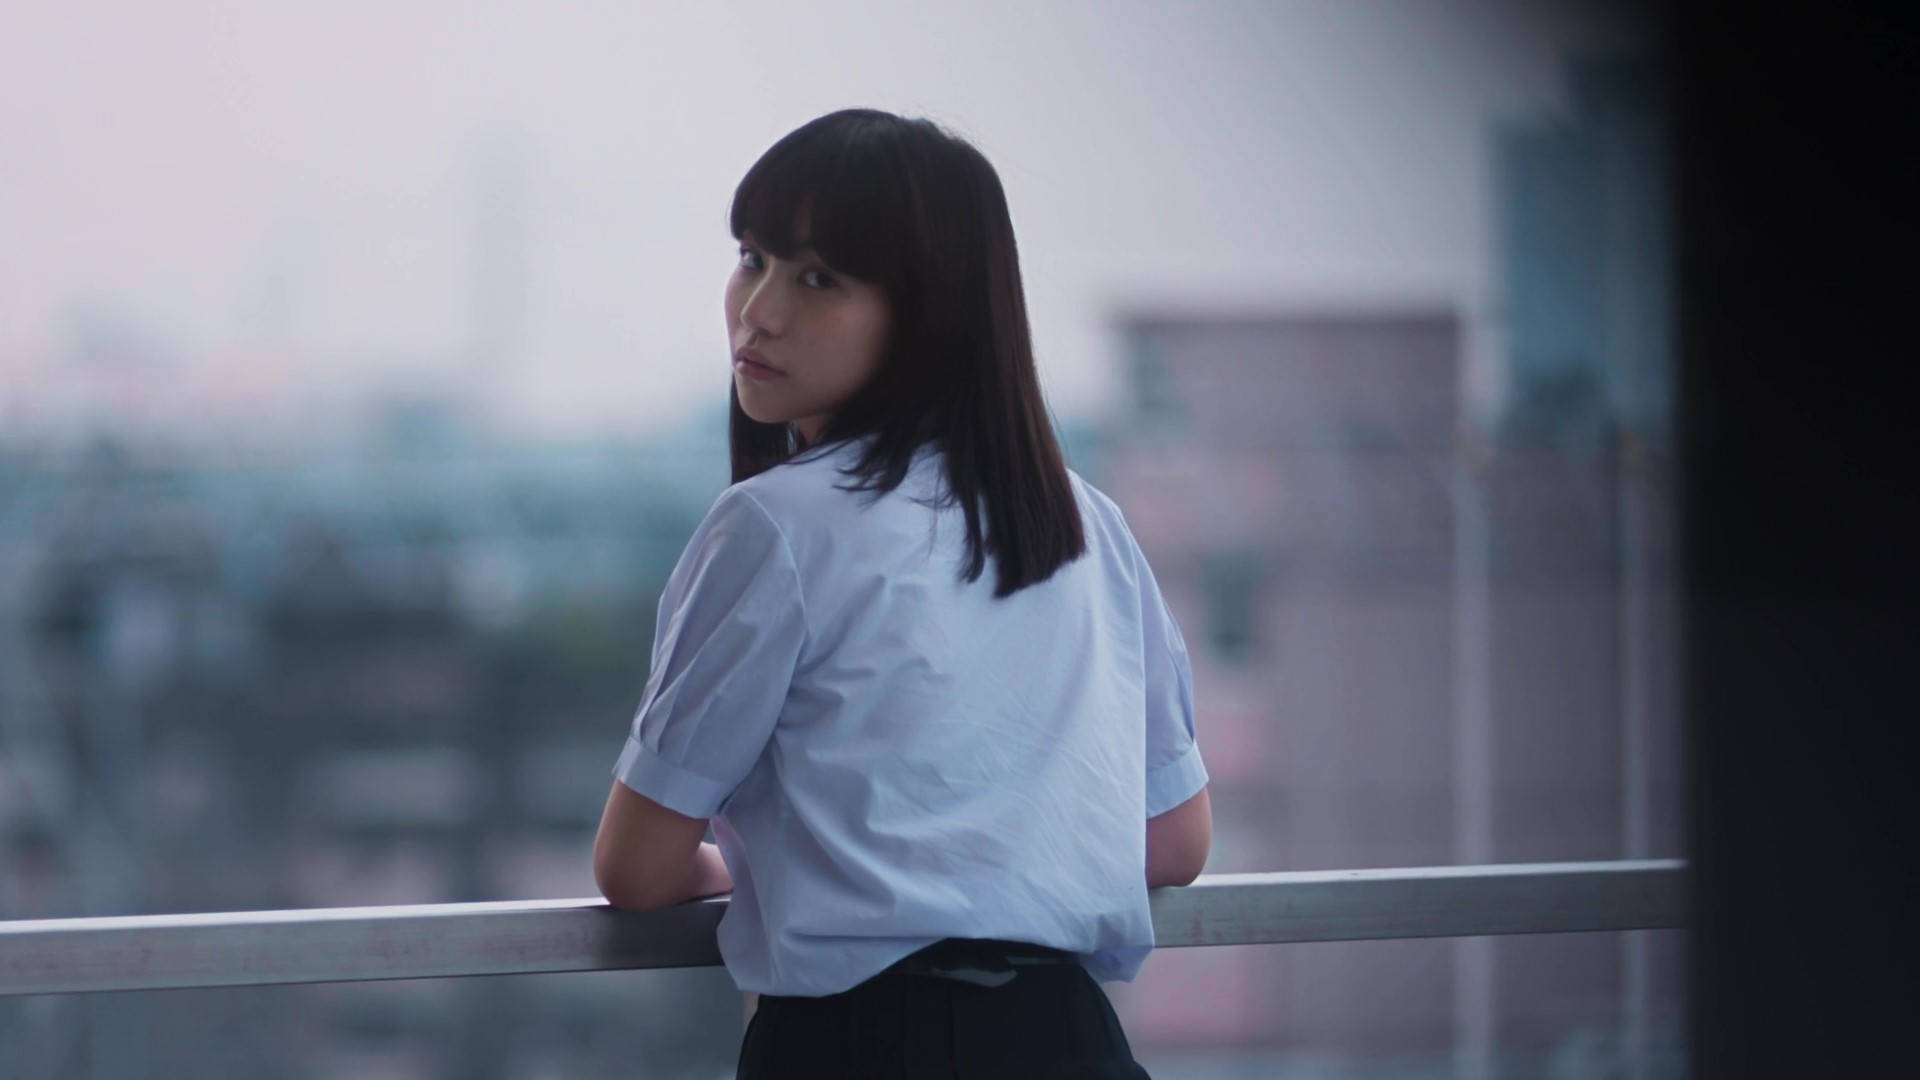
[1,43,1677,1080]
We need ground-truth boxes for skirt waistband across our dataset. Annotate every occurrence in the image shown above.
[881,938,1081,988]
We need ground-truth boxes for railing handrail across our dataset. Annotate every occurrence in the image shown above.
[0,859,1683,997]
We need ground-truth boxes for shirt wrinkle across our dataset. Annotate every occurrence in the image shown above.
[727,488,813,646]
[612,435,1207,996]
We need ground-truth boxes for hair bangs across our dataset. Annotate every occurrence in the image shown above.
[728,112,914,288]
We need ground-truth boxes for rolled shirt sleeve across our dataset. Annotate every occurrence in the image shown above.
[1135,536,1209,819]
[613,487,808,819]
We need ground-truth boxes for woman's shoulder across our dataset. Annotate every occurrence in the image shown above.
[1063,470,1153,585]
[713,443,1139,564]
[1064,469,1133,539]
[1065,468,1119,517]
[714,439,874,537]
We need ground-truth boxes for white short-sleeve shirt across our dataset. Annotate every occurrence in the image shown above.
[611,434,1207,997]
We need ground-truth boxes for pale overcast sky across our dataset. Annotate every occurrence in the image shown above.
[0,0,1643,442]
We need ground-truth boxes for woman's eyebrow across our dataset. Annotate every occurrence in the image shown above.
[741,232,820,260]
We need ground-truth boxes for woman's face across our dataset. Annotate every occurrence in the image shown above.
[725,229,890,444]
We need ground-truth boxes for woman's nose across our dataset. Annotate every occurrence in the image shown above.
[738,277,786,337]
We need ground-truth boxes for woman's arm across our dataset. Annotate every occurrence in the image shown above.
[1146,786,1212,888]
[593,781,734,910]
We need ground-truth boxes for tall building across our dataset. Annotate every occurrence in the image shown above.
[466,129,532,383]
[1093,51,1682,1076]
[1096,310,1464,1059]
[1483,53,1681,1073]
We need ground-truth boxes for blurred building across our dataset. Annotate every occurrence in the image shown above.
[1481,54,1681,1076]
[0,402,742,1078]
[1097,53,1681,1077]
[1097,310,1463,1059]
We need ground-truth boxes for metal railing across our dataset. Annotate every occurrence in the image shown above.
[0,859,1683,997]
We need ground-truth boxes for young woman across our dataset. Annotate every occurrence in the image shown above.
[593,108,1212,1078]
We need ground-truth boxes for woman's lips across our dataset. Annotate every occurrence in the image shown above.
[734,349,784,380]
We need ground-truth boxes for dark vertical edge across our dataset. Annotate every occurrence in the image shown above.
[1673,1,1920,1074]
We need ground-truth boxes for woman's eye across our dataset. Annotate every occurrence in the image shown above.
[801,269,836,289]
[737,246,762,270]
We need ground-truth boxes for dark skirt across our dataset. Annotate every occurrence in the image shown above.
[735,938,1153,1079]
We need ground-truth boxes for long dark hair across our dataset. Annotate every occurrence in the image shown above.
[726,108,1084,598]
